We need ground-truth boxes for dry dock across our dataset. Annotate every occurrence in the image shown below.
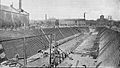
[57,32,97,67]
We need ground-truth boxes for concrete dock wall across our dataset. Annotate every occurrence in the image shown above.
[97,27,120,68]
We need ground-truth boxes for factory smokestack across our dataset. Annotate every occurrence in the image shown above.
[19,0,22,10]
[84,12,86,20]
[45,14,47,20]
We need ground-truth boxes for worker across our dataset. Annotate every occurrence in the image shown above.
[37,49,44,58]
[94,61,97,65]
[61,53,64,60]
[15,54,19,61]
[37,49,43,53]
[52,46,61,67]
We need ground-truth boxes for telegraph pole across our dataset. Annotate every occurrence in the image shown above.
[49,34,52,67]
[23,35,27,67]
[0,0,2,22]
[19,0,30,66]
[19,0,27,67]
[0,0,1,11]
[0,0,1,14]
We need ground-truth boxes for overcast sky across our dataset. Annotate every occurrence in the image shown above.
[1,0,120,20]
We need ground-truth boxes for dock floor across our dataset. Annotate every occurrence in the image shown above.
[57,33,97,67]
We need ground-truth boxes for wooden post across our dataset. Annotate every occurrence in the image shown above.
[75,60,79,68]
[0,0,1,10]
[23,36,27,67]
[49,34,52,67]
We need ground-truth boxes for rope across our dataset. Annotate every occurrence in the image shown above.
[57,27,65,38]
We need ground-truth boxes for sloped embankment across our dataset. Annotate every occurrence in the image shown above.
[97,27,120,68]
[1,27,86,59]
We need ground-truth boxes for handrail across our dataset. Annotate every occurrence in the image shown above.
[40,29,50,43]
[57,27,65,38]
[0,34,52,42]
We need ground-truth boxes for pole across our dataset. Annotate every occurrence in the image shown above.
[23,14,27,68]
[23,36,27,67]
[75,60,79,68]
[0,0,1,20]
[23,15,27,67]
[49,34,52,67]
[19,0,27,66]
[0,0,1,11]
[0,0,2,25]
[28,13,30,28]
[54,34,56,47]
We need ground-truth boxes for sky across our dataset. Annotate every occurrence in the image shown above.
[1,0,120,20]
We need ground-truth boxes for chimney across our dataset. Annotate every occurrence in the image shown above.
[45,14,47,20]
[19,0,22,10]
[84,12,86,20]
